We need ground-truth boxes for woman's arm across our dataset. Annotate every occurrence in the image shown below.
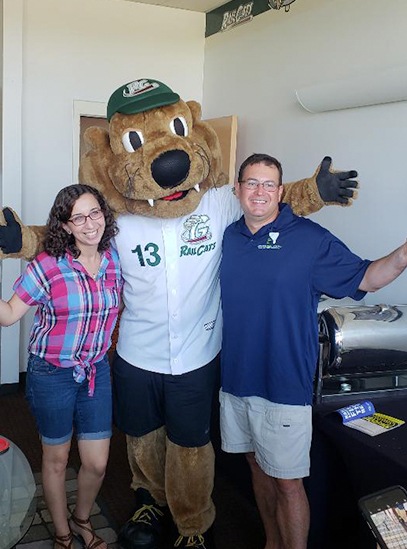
[0,293,32,326]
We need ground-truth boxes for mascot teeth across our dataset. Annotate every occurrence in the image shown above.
[148,199,154,207]
[194,184,200,193]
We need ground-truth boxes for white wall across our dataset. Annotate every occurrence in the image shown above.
[1,0,24,385]
[203,0,407,305]
[1,0,205,383]
[21,0,204,225]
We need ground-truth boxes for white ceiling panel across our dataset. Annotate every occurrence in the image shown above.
[123,0,227,13]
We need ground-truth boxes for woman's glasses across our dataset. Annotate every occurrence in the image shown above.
[68,208,104,226]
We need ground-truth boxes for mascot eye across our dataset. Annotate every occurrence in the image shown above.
[170,117,188,137]
[122,130,144,153]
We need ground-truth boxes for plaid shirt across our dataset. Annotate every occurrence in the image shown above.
[14,247,122,395]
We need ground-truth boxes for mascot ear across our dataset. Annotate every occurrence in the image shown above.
[83,126,111,152]
[186,100,229,188]
[186,100,203,122]
[79,125,121,208]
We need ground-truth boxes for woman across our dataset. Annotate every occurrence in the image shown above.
[0,184,122,549]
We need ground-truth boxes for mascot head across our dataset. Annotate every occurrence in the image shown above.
[80,78,228,218]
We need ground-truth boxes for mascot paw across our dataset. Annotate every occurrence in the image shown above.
[0,207,23,254]
[316,156,358,205]
[118,488,167,549]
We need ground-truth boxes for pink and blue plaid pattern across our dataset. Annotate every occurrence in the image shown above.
[14,248,122,395]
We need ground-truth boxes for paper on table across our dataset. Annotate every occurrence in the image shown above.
[345,413,405,437]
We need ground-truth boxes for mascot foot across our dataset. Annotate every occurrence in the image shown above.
[118,488,167,549]
[173,529,215,548]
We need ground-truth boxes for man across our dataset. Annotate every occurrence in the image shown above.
[219,153,407,549]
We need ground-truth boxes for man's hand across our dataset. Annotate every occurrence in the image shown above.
[316,156,358,204]
[0,208,23,254]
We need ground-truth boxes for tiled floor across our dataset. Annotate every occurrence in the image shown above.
[0,388,266,549]
[16,468,119,549]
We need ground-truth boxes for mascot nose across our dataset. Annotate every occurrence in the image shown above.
[151,150,190,189]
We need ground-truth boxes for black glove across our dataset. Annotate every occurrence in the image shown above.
[0,208,23,254]
[316,156,358,204]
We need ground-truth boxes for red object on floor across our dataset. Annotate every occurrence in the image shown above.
[0,436,10,454]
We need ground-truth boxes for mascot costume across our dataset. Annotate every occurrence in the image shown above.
[0,78,358,549]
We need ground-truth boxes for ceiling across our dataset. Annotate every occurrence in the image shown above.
[124,0,227,13]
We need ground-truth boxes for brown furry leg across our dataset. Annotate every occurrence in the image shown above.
[126,427,167,506]
[165,439,215,536]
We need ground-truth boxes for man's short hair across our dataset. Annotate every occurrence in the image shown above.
[238,153,283,185]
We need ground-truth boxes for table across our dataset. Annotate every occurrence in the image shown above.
[0,436,37,549]
[305,394,407,548]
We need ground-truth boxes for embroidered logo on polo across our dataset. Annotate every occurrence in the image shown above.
[180,214,216,257]
[123,79,159,98]
[258,231,282,250]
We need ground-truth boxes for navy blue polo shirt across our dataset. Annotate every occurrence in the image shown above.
[220,203,371,406]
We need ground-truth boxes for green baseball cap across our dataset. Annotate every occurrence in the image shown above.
[107,78,180,121]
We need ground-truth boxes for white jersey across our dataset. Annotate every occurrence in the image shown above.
[114,184,242,374]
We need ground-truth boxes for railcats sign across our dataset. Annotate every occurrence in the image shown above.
[206,0,297,37]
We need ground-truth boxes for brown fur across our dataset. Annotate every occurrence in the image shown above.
[79,100,227,219]
[125,430,216,534]
[165,439,215,535]
[126,429,167,507]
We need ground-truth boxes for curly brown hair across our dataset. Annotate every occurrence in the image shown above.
[44,184,118,258]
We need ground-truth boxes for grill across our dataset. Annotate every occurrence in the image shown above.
[314,304,407,404]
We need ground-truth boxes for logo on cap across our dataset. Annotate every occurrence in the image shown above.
[123,79,159,98]
[107,77,180,121]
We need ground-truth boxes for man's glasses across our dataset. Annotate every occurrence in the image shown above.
[239,179,280,192]
[68,208,104,226]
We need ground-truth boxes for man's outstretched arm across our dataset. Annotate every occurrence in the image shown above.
[359,240,407,292]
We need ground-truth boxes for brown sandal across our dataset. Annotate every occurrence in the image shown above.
[69,513,106,549]
[54,532,74,549]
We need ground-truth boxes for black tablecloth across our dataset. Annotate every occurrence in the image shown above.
[306,393,407,548]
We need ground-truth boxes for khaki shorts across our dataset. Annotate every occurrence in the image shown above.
[219,390,312,479]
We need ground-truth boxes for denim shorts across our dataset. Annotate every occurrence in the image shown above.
[25,354,112,446]
[220,390,312,479]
